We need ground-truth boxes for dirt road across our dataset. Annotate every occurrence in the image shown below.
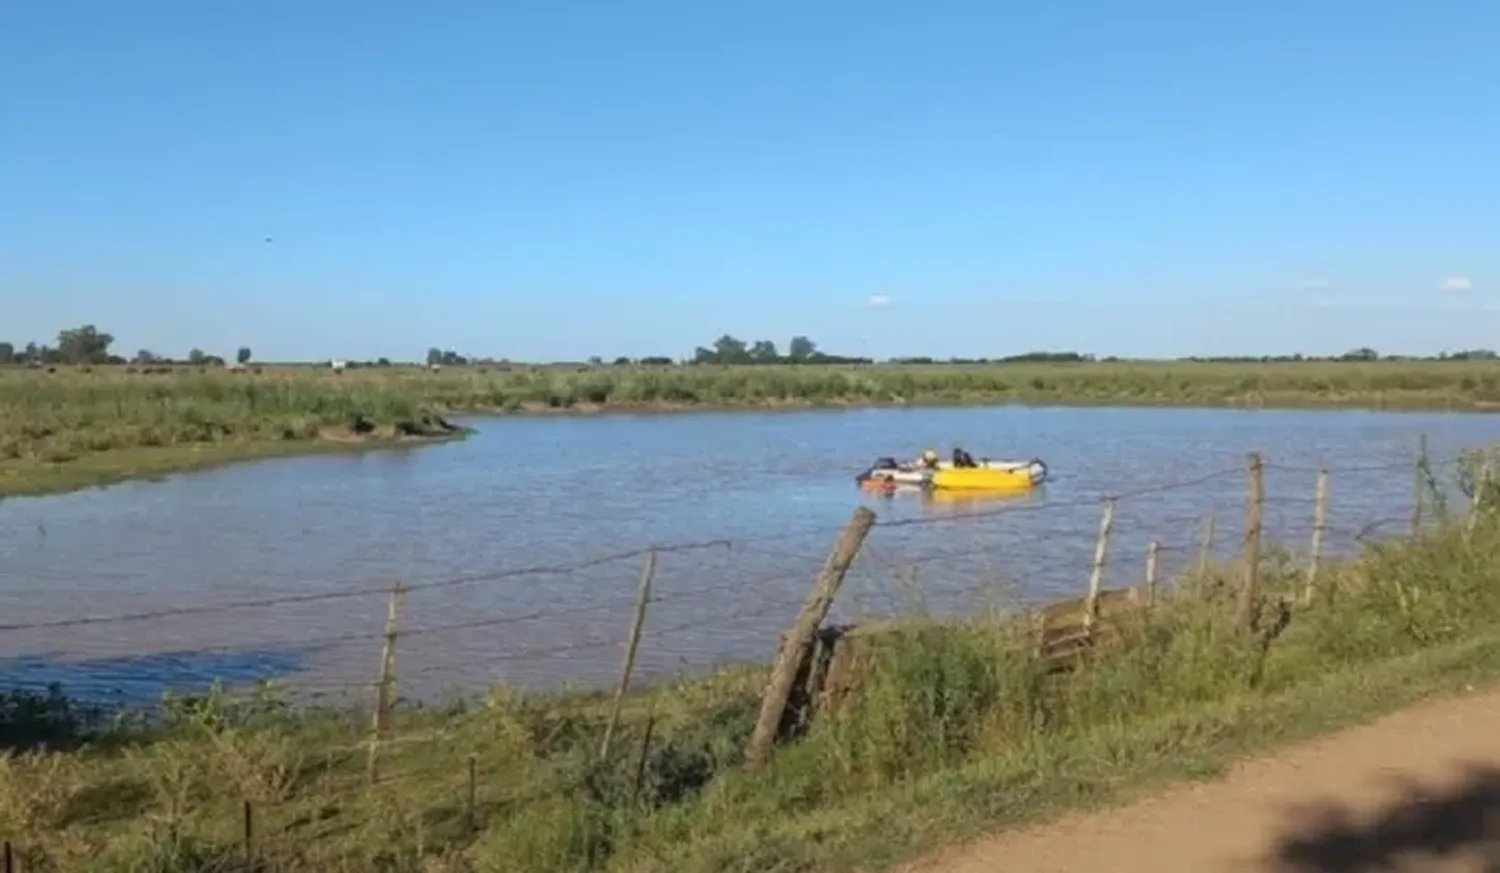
[903,684,1500,872]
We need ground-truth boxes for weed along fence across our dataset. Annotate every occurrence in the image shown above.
[1,441,1495,871]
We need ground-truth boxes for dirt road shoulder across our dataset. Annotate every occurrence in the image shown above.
[902,682,1500,873]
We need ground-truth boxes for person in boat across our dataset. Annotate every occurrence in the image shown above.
[918,448,940,469]
[952,447,978,468]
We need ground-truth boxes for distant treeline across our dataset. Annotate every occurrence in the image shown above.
[5,325,1500,369]
[0,325,256,368]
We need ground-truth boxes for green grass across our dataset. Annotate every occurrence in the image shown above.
[9,358,1500,496]
[7,455,1500,872]
[0,365,469,496]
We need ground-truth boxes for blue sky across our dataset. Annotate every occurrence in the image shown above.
[2,0,1496,363]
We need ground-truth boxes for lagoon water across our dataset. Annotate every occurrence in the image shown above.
[0,405,1493,702]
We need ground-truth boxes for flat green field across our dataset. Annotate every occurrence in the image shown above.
[5,360,1500,496]
[6,456,1500,872]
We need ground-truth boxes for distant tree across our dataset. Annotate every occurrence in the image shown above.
[639,356,673,366]
[187,348,208,365]
[426,347,443,367]
[236,347,253,365]
[1341,347,1379,362]
[713,334,749,363]
[0,342,13,364]
[587,355,603,366]
[134,349,160,365]
[376,357,392,367]
[788,336,817,362]
[749,340,779,363]
[997,351,1090,363]
[56,324,114,364]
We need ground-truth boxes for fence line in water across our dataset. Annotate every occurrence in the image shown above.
[3,441,1493,869]
[0,448,1464,704]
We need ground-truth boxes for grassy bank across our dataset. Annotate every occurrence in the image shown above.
[6,455,1500,872]
[0,366,470,497]
[8,359,1500,495]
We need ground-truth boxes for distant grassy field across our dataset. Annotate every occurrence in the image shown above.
[5,359,1500,496]
[6,456,1500,872]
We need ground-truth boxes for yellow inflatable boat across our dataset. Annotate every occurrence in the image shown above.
[930,458,1048,492]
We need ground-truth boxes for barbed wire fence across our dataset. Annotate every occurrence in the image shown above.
[0,451,1463,704]
[0,441,1481,868]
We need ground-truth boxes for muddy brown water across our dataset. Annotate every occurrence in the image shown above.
[0,405,1492,703]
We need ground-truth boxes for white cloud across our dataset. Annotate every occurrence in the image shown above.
[866,294,892,308]
[1441,276,1474,292]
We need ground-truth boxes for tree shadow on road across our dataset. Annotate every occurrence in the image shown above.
[1269,764,1500,872]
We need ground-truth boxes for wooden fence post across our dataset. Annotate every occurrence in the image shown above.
[1145,539,1161,608]
[745,506,875,768]
[1411,434,1428,535]
[4,840,12,873]
[1236,453,1265,630]
[242,799,253,861]
[1083,498,1117,637]
[366,581,405,785]
[1302,468,1329,606]
[1196,513,1216,577]
[632,712,657,806]
[1469,457,1492,535]
[599,549,656,760]
[465,753,478,835]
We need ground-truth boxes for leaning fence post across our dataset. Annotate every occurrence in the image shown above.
[1083,498,1117,637]
[1145,539,1161,608]
[1236,453,1265,630]
[745,506,875,769]
[1302,468,1329,606]
[366,580,405,785]
[599,549,656,761]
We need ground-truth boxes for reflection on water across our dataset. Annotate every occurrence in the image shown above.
[0,404,1492,700]
[916,487,1046,514]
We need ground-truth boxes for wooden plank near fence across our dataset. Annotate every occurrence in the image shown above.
[745,506,875,769]
[366,580,405,785]
[1303,468,1329,606]
[1236,452,1265,630]
[1082,498,1116,638]
[599,548,656,761]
